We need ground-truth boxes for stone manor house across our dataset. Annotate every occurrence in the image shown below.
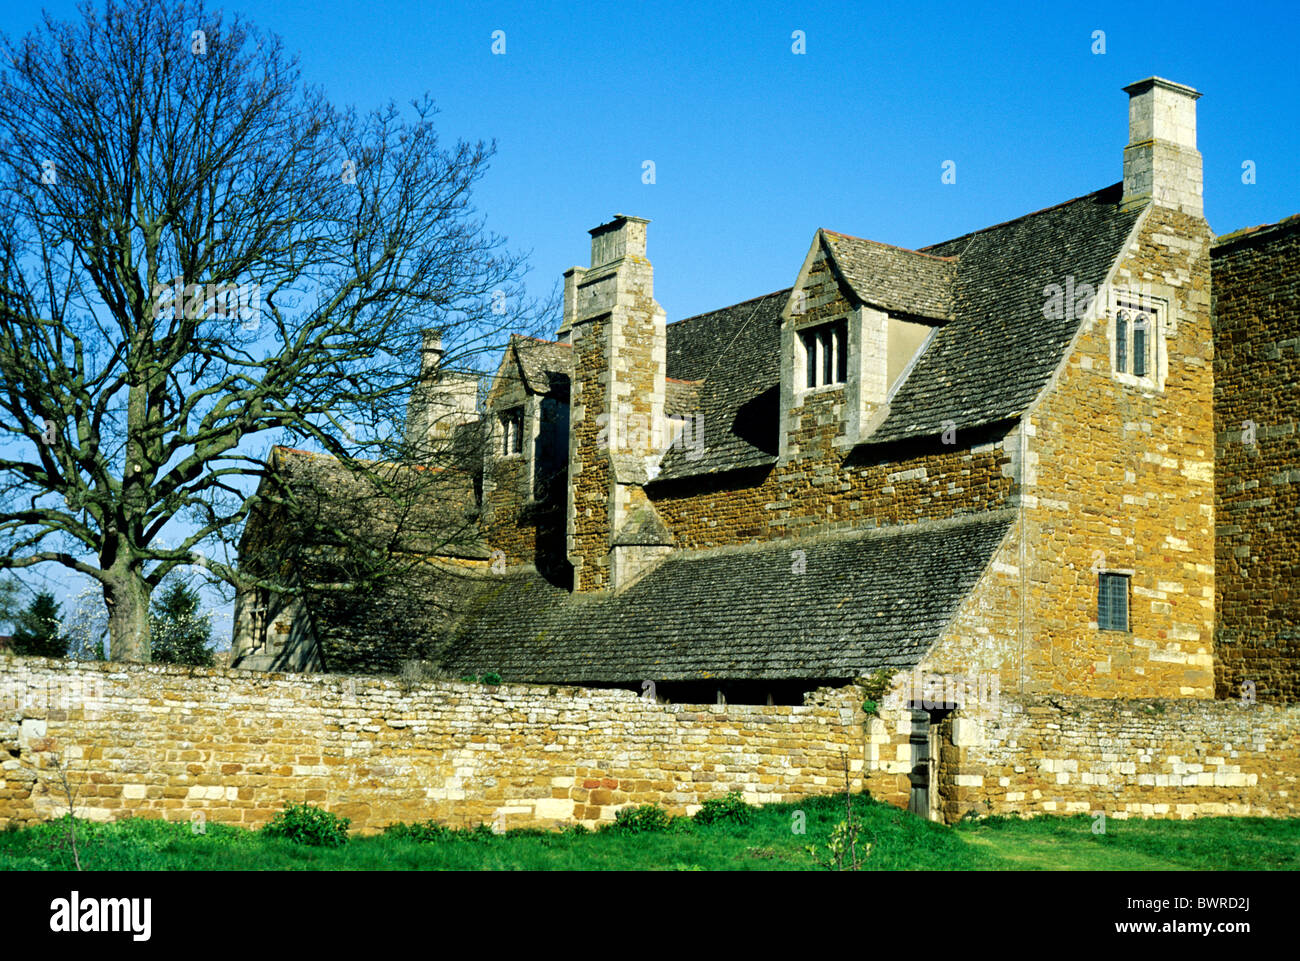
[227,77,1299,818]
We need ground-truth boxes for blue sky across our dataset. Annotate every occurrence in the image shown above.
[3,0,1298,640]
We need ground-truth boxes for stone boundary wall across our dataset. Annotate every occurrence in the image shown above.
[5,658,1297,833]
[0,655,867,833]
[936,693,1300,822]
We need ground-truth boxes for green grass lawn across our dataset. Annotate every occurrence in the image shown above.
[2,794,1296,871]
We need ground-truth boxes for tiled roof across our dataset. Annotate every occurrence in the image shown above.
[511,335,571,395]
[650,184,1140,477]
[823,232,955,321]
[1212,213,1300,252]
[265,446,486,560]
[869,183,1142,443]
[665,378,701,417]
[439,511,1013,682]
[301,556,481,675]
[655,289,788,480]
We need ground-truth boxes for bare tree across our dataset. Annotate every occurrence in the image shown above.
[0,0,545,659]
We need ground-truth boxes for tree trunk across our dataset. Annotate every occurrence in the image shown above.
[104,569,152,662]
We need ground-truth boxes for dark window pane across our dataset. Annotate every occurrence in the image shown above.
[835,323,848,383]
[502,408,523,455]
[803,330,816,387]
[1099,573,1129,631]
[1133,314,1148,377]
[820,329,833,385]
[1116,313,1128,374]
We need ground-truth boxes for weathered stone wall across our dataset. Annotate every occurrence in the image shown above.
[567,310,613,591]
[920,516,1023,687]
[936,692,1300,821]
[652,442,1013,552]
[1212,216,1300,702]
[3,658,1296,832]
[1015,204,1216,697]
[482,363,539,566]
[0,656,870,833]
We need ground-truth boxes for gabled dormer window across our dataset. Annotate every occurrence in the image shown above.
[800,319,847,389]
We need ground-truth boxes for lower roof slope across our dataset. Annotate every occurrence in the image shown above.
[439,510,1014,683]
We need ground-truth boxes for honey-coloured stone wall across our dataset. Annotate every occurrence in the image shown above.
[1015,204,1216,697]
[0,655,869,833]
[1212,216,1300,703]
[937,692,1300,821]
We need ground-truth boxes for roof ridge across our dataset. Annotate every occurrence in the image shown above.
[667,287,792,328]
[512,333,571,346]
[1213,213,1300,250]
[918,182,1124,253]
[823,230,958,262]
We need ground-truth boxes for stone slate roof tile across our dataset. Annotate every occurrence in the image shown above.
[665,378,701,417]
[439,511,1013,682]
[511,335,571,395]
[655,290,788,480]
[823,232,956,321]
[868,183,1142,444]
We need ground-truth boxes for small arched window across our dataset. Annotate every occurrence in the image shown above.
[1132,313,1149,378]
[1115,311,1128,374]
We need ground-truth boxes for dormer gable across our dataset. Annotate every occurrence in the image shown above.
[779,230,953,459]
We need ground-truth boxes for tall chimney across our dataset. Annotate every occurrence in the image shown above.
[1121,77,1204,218]
[405,328,479,455]
[565,215,671,592]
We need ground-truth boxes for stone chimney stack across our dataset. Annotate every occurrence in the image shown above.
[1121,77,1204,218]
[558,266,586,343]
[565,215,672,592]
[419,328,446,377]
[405,328,479,454]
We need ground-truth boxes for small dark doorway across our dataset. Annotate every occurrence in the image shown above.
[908,709,931,818]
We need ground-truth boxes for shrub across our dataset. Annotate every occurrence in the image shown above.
[458,672,503,685]
[382,819,451,843]
[693,791,755,826]
[611,804,671,833]
[261,804,350,847]
[859,669,892,716]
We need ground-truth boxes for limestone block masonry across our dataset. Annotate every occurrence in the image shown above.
[3,656,1297,833]
[0,656,868,832]
[937,693,1300,821]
